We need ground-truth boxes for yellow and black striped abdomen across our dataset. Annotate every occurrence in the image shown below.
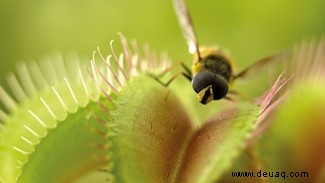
[201,55,233,83]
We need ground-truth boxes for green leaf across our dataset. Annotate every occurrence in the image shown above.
[175,103,259,183]
[256,83,325,183]
[110,75,194,182]
[17,101,111,183]
[0,55,112,183]
[109,74,260,183]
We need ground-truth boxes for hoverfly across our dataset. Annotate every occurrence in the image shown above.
[154,0,288,105]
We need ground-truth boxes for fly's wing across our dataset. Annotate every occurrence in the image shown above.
[231,50,293,98]
[234,51,292,79]
[173,0,201,60]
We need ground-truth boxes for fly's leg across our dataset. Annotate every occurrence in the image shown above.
[147,61,192,87]
[147,61,192,101]
[179,61,192,76]
[147,71,191,102]
[150,72,192,87]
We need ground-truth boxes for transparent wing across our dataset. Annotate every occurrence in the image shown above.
[231,50,293,100]
[173,0,200,56]
[234,51,292,79]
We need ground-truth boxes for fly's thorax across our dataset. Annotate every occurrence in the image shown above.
[192,46,234,84]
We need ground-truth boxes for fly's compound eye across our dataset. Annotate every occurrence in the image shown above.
[192,71,228,100]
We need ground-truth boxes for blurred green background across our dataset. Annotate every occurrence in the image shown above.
[1,0,325,86]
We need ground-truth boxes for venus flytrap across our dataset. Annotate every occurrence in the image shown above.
[0,34,174,183]
[0,33,292,183]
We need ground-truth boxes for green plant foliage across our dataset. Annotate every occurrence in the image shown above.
[175,103,259,183]
[16,101,111,183]
[0,53,113,182]
[109,74,262,183]
[4,35,325,183]
[256,83,325,183]
[0,39,265,182]
[110,75,194,182]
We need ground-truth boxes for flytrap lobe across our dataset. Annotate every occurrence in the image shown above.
[0,33,171,183]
